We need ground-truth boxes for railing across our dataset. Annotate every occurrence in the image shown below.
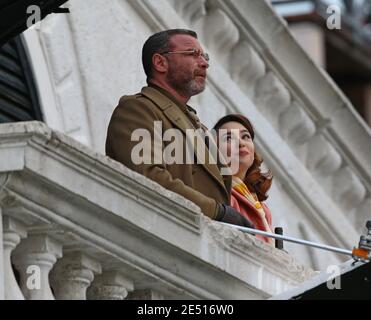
[0,121,315,300]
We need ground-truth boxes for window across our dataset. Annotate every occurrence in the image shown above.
[0,35,42,123]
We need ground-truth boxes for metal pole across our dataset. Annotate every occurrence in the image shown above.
[218,222,353,257]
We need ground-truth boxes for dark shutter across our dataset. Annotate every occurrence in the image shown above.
[0,36,42,123]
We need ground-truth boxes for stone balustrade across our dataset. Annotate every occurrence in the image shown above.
[127,0,369,253]
[0,121,315,300]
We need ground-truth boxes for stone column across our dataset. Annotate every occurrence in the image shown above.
[12,234,62,300]
[50,251,101,300]
[87,271,134,300]
[2,216,27,300]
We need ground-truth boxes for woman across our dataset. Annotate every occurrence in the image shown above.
[214,114,274,245]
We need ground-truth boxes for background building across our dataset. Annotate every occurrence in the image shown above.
[272,0,371,126]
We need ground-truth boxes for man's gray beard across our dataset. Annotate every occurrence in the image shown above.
[186,79,205,96]
[166,70,205,97]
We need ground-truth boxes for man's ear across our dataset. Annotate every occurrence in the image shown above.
[152,53,168,74]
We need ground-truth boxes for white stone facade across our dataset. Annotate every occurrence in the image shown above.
[1,0,370,299]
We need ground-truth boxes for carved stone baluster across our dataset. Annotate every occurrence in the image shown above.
[230,41,266,97]
[355,197,371,232]
[2,216,27,300]
[279,102,316,146]
[306,134,342,175]
[87,270,134,300]
[12,234,62,300]
[50,251,101,300]
[255,72,291,120]
[203,7,239,64]
[127,289,165,300]
[332,166,367,211]
[171,0,207,24]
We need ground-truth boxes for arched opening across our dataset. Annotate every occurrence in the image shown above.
[0,35,42,123]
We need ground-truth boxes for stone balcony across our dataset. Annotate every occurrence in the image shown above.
[0,121,315,300]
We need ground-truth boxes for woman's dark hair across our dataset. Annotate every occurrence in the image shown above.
[213,114,273,201]
[142,29,198,80]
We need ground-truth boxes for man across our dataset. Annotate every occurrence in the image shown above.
[106,29,253,227]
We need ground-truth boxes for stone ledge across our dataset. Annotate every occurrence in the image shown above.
[0,121,314,298]
[0,121,201,216]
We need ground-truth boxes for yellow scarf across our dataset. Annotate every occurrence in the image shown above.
[232,177,274,243]
[232,177,262,209]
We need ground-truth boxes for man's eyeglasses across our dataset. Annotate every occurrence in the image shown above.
[160,49,210,62]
